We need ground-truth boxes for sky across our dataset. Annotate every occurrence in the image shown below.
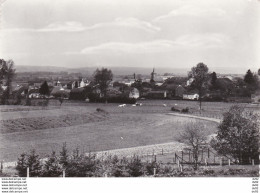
[0,0,260,73]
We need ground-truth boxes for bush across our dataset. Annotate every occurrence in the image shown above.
[41,151,62,177]
[16,150,42,177]
[96,108,107,114]
[171,107,180,112]
[211,105,259,164]
[145,161,160,175]
[127,156,143,177]
[89,96,136,104]
[181,107,189,113]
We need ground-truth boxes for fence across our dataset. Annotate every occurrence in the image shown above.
[1,144,258,177]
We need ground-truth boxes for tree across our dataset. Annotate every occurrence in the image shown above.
[93,68,113,102]
[176,122,209,170]
[59,142,69,169]
[0,59,16,104]
[244,69,259,93]
[42,151,62,177]
[26,149,42,177]
[188,63,209,110]
[210,72,217,89]
[244,69,255,85]
[127,156,143,177]
[16,150,42,177]
[39,81,50,96]
[16,153,28,177]
[211,106,259,164]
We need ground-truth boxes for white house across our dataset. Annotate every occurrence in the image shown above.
[129,88,140,99]
[183,93,199,100]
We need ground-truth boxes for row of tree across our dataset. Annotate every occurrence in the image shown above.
[188,63,260,109]
[0,59,16,104]
[178,105,259,170]
[16,144,161,177]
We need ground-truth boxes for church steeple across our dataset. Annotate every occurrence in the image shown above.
[150,68,155,83]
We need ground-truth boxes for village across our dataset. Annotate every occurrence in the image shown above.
[6,67,260,105]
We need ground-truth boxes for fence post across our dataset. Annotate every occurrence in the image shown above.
[63,170,65,178]
[228,159,231,166]
[154,155,157,162]
[252,159,254,166]
[180,164,183,172]
[208,148,210,158]
[201,149,203,161]
[220,157,222,166]
[27,167,29,178]
[177,159,180,168]
[205,158,207,166]
[153,168,156,176]
[181,151,183,161]
[0,161,3,173]
[174,153,176,163]
[189,150,191,162]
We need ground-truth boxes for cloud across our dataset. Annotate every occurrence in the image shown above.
[153,5,226,22]
[80,40,175,55]
[87,18,161,33]
[79,34,230,55]
[175,33,230,48]
[38,21,85,32]
[3,18,160,33]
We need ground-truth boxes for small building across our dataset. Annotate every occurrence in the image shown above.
[183,93,199,100]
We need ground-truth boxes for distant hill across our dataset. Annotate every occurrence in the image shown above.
[15,65,251,76]
[15,65,190,76]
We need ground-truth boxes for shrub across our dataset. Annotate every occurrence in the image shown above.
[171,107,180,112]
[96,108,107,114]
[127,156,143,177]
[89,96,136,104]
[16,150,42,177]
[41,151,63,177]
[145,161,160,175]
[211,105,259,164]
[181,107,189,113]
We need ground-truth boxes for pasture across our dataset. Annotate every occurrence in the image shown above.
[0,99,258,162]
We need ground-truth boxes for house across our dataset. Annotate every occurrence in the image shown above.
[146,90,168,99]
[12,85,28,97]
[183,93,199,100]
[27,87,40,98]
[175,85,186,98]
[128,88,140,99]
[186,78,194,86]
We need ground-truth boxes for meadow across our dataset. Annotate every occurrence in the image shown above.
[0,99,258,162]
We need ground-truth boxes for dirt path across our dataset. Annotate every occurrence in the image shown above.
[167,113,221,123]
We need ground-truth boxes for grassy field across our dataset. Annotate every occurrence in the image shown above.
[0,99,258,162]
